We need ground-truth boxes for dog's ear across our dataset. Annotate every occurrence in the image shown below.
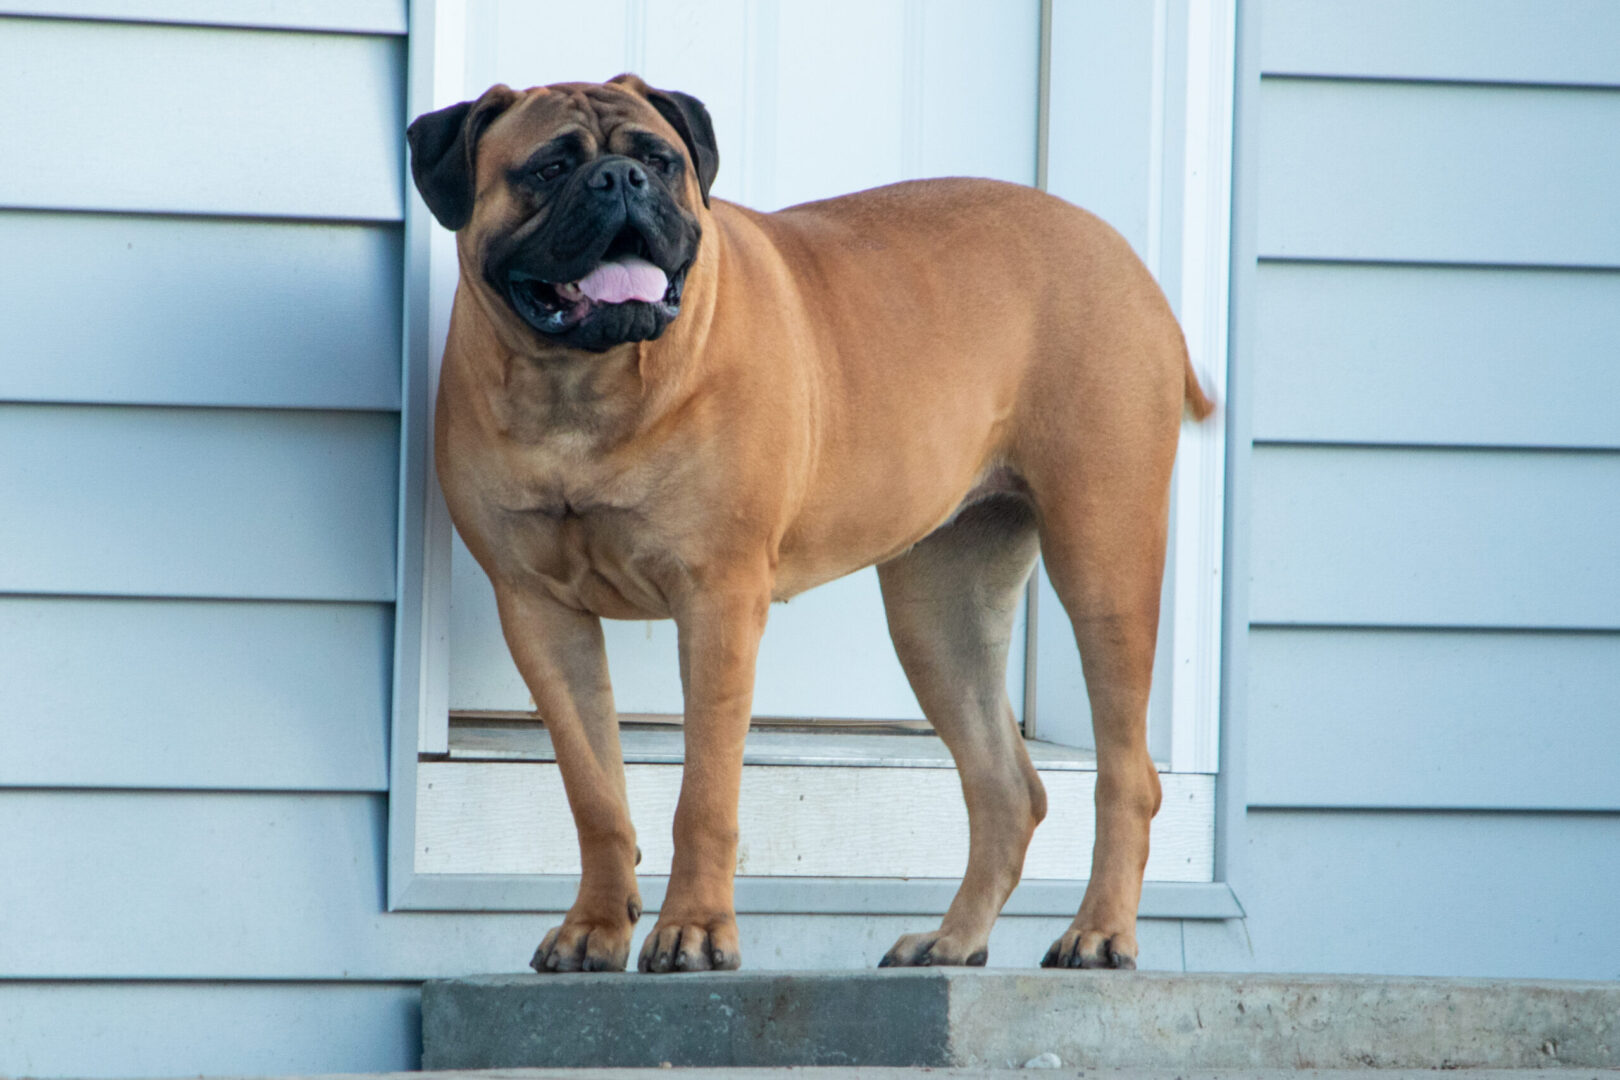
[406,85,519,231]
[647,88,719,208]
[611,74,719,208]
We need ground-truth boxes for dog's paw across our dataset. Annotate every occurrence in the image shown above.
[637,915,741,974]
[531,906,639,974]
[1040,926,1138,970]
[879,930,988,968]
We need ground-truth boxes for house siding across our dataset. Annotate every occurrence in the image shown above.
[1205,0,1620,977]
[0,6,424,1076]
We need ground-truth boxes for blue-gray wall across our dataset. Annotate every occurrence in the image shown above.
[3,1,1617,1076]
[1,5,412,1076]
[1187,0,1620,976]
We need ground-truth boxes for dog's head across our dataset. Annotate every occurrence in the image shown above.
[407,75,718,353]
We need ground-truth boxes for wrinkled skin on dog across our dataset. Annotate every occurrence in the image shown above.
[408,74,1213,975]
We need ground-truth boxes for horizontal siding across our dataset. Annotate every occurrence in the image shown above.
[0,404,399,601]
[1228,0,1620,985]
[0,1,405,34]
[0,791,532,978]
[1260,0,1620,87]
[1252,262,1620,448]
[0,981,420,1078]
[1257,78,1620,266]
[1249,445,1620,629]
[0,212,402,409]
[1230,810,1620,980]
[1246,628,1620,810]
[0,16,403,219]
[0,12,417,1078]
[0,597,390,791]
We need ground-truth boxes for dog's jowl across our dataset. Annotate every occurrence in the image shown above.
[408,75,1213,975]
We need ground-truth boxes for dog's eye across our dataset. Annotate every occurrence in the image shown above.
[536,161,567,181]
[643,153,673,173]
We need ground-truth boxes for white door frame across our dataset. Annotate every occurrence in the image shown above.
[1164,0,1235,775]
[388,0,1237,912]
[1032,0,1233,774]
[401,0,465,757]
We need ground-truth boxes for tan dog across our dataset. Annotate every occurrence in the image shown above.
[408,75,1212,975]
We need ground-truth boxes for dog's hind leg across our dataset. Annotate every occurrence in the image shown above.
[876,495,1045,968]
[1022,376,1180,970]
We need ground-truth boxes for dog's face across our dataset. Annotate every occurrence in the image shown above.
[408,75,719,353]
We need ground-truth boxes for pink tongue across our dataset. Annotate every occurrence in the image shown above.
[576,255,669,304]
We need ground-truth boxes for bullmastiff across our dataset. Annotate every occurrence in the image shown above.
[407,75,1213,975]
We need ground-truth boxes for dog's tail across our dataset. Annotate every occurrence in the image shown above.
[1183,355,1216,421]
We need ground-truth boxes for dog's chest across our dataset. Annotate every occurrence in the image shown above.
[476,457,677,620]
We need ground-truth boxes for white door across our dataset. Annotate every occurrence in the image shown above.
[447,0,1042,723]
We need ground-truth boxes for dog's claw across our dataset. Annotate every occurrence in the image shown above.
[530,914,634,974]
[1043,926,1139,971]
[880,929,988,968]
[637,917,740,974]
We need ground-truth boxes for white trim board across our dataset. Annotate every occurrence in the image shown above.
[1167,0,1235,774]
[389,0,456,910]
[407,0,465,757]
[416,762,1214,882]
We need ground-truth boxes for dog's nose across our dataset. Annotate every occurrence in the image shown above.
[587,158,648,194]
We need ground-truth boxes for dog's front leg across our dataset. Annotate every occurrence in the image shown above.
[638,579,770,973]
[494,589,641,973]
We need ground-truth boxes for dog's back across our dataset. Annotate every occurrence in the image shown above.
[719,177,1208,420]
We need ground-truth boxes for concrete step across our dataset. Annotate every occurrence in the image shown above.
[421,970,1620,1072]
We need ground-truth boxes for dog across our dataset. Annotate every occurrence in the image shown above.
[407,74,1212,975]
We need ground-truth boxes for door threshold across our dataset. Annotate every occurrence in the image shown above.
[444,718,1104,771]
